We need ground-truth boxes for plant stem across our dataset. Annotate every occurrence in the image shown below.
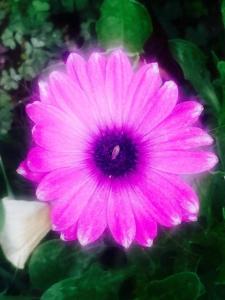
[0,155,13,197]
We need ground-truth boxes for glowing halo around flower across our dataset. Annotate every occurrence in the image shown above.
[17,49,218,248]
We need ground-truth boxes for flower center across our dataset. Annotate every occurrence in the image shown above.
[93,130,138,177]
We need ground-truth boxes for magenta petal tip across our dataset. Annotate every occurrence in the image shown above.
[207,153,219,169]
[16,165,26,176]
[78,234,90,247]
[121,237,133,249]
[171,215,182,226]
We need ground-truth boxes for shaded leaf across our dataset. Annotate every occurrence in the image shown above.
[0,297,33,300]
[210,284,225,300]
[218,61,225,80]
[0,90,13,137]
[217,61,225,101]
[74,0,89,11]
[197,174,215,227]
[32,0,50,12]
[29,239,100,290]
[41,264,126,300]
[169,39,220,112]
[142,272,203,300]
[217,262,225,284]
[60,0,75,12]
[222,0,225,28]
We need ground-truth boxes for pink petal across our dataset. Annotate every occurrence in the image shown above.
[147,101,203,139]
[66,52,93,98]
[136,172,182,227]
[105,50,133,124]
[49,71,98,130]
[27,147,82,172]
[128,189,157,247]
[50,175,97,230]
[32,124,86,153]
[156,172,199,220]
[138,81,178,134]
[148,127,213,151]
[36,167,88,201]
[38,80,55,105]
[68,52,115,126]
[77,184,108,246]
[150,150,218,174]
[26,101,86,136]
[124,63,162,125]
[16,160,45,182]
[107,186,136,248]
[87,52,112,125]
[60,224,77,241]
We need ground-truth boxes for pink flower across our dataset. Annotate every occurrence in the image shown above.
[17,50,218,248]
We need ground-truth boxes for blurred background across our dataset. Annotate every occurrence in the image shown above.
[0,0,225,299]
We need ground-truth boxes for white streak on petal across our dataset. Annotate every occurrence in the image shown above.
[192,103,203,117]
[187,215,198,222]
[171,215,181,225]
[146,239,153,247]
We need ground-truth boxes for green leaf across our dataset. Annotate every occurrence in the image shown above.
[32,0,50,12]
[75,0,89,11]
[96,0,152,53]
[196,224,225,286]
[60,0,75,12]
[218,61,225,80]
[0,297,33,300]
[217,61,225,101]
[61,0,89,12]
[143,272,203,300]
[197,172,225,229]
[222,0,225,28]
[41,264,125,300]
[211,284,225,300]
[0,90,13,137]
[197,174,214,226]
[0,70,20,90]
[29,239,106,290]
[216,262,225,284]
[215,114,225,171]
[169,39,220,113]
[1,29,16,49]
[29,239,97,290]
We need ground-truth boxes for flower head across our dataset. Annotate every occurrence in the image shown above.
[18,50,218,248]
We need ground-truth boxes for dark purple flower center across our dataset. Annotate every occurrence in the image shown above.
[93,130,138,177]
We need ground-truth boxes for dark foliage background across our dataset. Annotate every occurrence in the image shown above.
[0,0,225,299]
